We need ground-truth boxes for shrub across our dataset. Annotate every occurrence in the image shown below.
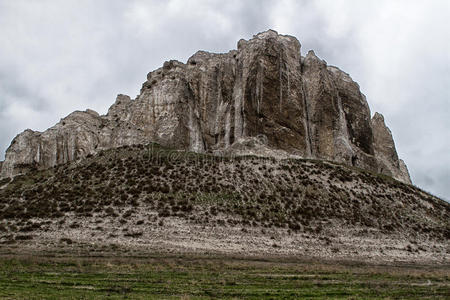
[69,222,80,229]
[210,206,218,216]
[0,177,11,186]
[124,231,143,238]
[123,210,133,218]
[60,237,73,244]
[15,234,34,240]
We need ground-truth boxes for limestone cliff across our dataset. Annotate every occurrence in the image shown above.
[0,30,411,183]
[371,112,411,184]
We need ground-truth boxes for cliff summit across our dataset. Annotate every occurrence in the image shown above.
[0,30,411,184]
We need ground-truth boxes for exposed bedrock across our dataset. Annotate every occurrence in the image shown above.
[0,30,411,183]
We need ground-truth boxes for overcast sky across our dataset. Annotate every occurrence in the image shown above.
[0,0,448,200]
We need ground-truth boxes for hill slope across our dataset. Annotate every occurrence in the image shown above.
[0,144,448,261]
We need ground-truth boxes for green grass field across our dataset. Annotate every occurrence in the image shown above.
[0,254,448,299]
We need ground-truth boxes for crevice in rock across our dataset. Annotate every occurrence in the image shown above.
[279,53,283,112]
[301,79,313,157]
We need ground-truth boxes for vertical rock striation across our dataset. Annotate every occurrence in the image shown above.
[371,112,411,184]
[0,30,411,183]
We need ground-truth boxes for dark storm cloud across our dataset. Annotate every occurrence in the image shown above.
[0,0,448,200]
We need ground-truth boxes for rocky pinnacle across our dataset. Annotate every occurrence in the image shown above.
[0,30,411,184]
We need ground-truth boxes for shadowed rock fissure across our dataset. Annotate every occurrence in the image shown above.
[301,78,313,158]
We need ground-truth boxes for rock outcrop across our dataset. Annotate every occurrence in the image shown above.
[371,112,411,184]
[0,30,411,183]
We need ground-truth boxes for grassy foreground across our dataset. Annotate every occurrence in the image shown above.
[0,254,448,299]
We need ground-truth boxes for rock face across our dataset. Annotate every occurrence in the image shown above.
[0,30,411,183]
[371,113,411,184]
